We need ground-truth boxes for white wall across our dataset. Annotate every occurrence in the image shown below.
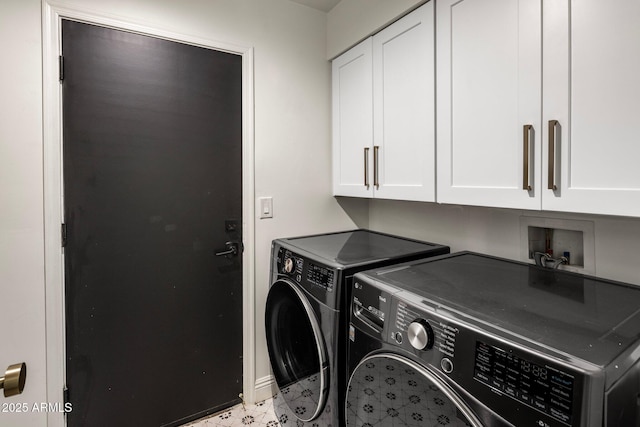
[367,199,640,286]
[0,0,359,425]
[326,0,426,58]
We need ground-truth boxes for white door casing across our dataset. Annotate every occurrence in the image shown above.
[41,2,255,426]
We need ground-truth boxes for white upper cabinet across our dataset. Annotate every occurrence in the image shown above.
[332,2,435,201]
[542,0,640,216]
[372,3,435,201]
[436,0,542,210]
[332,38,373,198]
[437,0,640,217]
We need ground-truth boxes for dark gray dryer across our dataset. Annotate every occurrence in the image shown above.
[347,252,640,427]
[265,230,449,426]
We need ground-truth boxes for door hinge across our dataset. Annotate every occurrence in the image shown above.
[59,55,64,82]
[61,223,67,248]
[63,386,70,416]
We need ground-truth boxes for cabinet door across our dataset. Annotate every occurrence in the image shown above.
[543,0,640,216]
[332,38,373,197]
[436,0,542,209]
[372,2,435,202]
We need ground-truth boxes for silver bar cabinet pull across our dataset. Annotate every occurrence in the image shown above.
[523,124,533,191]
[548,120,559,190]
[364,147,370,189]
[373,145,380,190]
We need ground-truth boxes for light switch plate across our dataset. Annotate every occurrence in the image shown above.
[259,197,273,219]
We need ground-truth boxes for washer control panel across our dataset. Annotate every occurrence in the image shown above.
[388,293,581,427]
[352,275,584,427]
[392,300,460,359]
[474,340,575,425]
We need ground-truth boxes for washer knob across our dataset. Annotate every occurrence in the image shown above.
[283,258,295,273]
[407,319,434,351]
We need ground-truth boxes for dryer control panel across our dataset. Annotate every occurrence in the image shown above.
[275,246,339,308]
[277,247,334,291]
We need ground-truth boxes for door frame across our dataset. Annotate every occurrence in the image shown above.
[42,2,256,426]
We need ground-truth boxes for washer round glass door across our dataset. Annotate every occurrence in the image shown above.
[265,279,328,422]
[346,354,482,426]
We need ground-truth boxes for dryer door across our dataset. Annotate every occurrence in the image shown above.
[346,353,483,426]
[265,279,328,422]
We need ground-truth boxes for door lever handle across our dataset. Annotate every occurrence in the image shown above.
[1,362,26,397]
[215,241,239,257]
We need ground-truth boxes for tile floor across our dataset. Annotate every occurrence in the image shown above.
[184,398,280,427]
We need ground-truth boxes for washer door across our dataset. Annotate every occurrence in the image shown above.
[265,279,328,422]
[346,354,482,426]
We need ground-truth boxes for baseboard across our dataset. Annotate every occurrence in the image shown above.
[254,375,276,403]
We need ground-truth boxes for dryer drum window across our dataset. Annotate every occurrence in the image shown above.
[265,279,328,421]
[346,354,481,426]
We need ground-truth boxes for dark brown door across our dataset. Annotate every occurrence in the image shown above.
[62,20,243,427]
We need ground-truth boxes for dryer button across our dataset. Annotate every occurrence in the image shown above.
[441,357,454,373]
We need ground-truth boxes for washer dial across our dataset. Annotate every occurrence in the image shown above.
[407,319,434,351]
